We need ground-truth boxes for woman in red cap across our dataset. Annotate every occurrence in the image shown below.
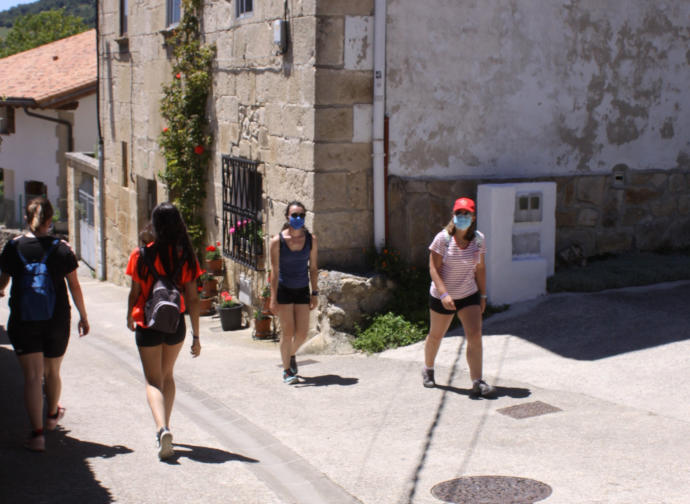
[421,197,494,396]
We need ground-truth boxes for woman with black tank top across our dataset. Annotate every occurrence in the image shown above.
[269,201,319,384]
[0,197,90,452]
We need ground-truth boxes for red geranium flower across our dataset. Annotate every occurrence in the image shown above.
[163,127,168,132]
[194,145,204,155]
[176,73,181,79]
[206,245,216,252]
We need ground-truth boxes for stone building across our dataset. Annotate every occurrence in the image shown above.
[96,0,690,296]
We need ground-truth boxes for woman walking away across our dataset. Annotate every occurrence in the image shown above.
[422,197,494,397]
[0,197,90,452]
[126,202,202,460]
[269,201,319,384]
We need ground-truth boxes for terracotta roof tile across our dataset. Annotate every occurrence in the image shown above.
[0,29,96,107]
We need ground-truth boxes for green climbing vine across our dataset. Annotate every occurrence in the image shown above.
[159,0,215,250]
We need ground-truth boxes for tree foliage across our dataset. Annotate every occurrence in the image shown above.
[0,0,95,29]
[0,9,88,58]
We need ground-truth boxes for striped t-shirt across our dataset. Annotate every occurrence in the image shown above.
[428,230,486,300]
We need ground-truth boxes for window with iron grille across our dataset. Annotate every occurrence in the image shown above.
[222,156,263,270]
[236,0,253,18]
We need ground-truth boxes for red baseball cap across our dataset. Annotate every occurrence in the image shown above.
[453,197,475,213]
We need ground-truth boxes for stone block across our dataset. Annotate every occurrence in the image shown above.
[635,219,669,251]
[577,208,599,227]
[629,172,667,189]
[625,187,661,205]
[555,229,596,257]
[344,16,374,70]
[317,0,374,16]
[314,107,353,142]
[650,198,676,217]
[669,173,688,193]
[622,207,646,226]
[290,16,317,66]
[313,210,371,250]
[236,73,256,104]
[315,69,372,105]
[678,195,690,215]
[314,142,370,172]
[314,170,370,211]
[556,209,578,227]
[576,176,606,205]
[596,232,633,254]
[316,16,344,66]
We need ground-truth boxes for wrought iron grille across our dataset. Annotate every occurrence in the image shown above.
[222,156,264,270]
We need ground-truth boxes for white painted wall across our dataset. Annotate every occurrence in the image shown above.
[478,182,556,305]
[0,94,97,226]
[386,1,690,179]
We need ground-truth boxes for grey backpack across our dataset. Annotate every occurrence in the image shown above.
[140,247,182,333]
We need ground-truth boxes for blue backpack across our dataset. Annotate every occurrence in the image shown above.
[14,238,59,321]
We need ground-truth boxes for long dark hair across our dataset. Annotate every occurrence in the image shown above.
[281,200,310,233]
[137,202,196,284]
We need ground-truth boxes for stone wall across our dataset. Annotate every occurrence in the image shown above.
[389,165,690,267]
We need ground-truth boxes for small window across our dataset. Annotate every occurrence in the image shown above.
[167,0,181,27]
[236,0,253,18]
[0,107,15,135]
[120,0,128,35]
[514,192,542,223]
[121,141,129,187]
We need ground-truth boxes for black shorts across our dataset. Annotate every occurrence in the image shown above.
[135,314,186,347]
[429,291,480,315]
[8,315,71,358]
[277,284,310,305]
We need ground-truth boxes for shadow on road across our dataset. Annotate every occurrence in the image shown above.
[167,443,259,465]
[483,283,690,361]
[295,374,359,387]
[435,384,531,400]
[0,326,132,504]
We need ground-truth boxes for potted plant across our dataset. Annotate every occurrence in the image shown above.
[198,287,214,316]
[199,270,217,297]
[253,308,272,339]
[260,284,271,311]
[217,291,243,331]
[205,241,222,274]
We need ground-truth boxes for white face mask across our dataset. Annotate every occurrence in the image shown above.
[453,214,472,230]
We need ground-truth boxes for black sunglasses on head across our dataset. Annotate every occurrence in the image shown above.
[290,213,305,219]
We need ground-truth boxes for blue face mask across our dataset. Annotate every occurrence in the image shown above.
[289,215,305,229]
[453,214,472,230]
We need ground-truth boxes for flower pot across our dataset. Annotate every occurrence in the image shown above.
[218,305,243,331]
[206,258,223,275]
[254,316,272,339]
[199,297,214,316]
[201,278,218,297]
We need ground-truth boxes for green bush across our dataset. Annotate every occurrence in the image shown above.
[353,312,427,354]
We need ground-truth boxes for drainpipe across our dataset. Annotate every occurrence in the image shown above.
[372,0,387,252]
[22,106,73,152]
[96,2,106,280]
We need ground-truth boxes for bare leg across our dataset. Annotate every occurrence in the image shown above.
[138,345,166,430]
[277,303,296,370]
[160,342,183,427]
[43,355,65,416]
[457,305,483,381]
[17,353,44,431]
[290,304,311,356]
[424,310,454,368]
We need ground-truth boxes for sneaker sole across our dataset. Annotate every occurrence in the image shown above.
[423,381,435,388]
[158,431,174,460]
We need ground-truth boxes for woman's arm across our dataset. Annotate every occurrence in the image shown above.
[127,279,141,331]
[66,270,90,336]
[269,234,281,314]
[475,253,487,314]
[429,251,455,311]
[183,280,201,357]
[309,234,319,310]
[0,272,10,296]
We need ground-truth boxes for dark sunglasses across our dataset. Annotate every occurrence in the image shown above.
[454,210,472,216]
[290,213,305,219]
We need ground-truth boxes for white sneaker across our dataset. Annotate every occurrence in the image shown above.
[472,379,495,397]
[157,428,174,460]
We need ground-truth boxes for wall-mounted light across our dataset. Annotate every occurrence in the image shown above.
[272,19,287,55]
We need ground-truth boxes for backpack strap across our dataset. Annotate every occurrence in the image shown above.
[140,246,182,284]
[13,238,59,266]
[442,229,452,261]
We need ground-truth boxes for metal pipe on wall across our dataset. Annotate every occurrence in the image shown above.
[372,0,387,252]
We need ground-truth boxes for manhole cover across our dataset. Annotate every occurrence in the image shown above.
[497,401,562,419]
[431,476,552,504]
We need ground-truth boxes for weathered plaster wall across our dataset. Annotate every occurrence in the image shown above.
[386,0,690,178]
